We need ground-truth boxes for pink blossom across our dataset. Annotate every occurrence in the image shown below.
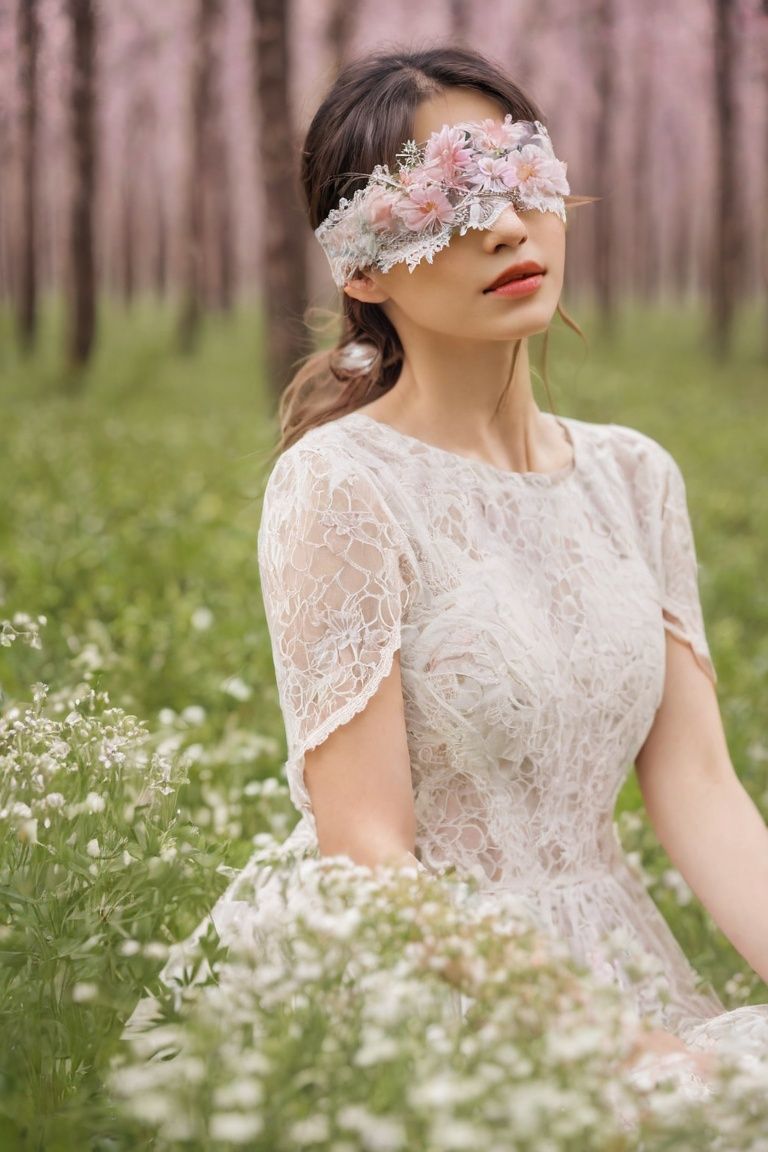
[501,145,570,197]
[465,156,520,194]
[393,185,456,232]
[421,124,475,188]
[362,185,399,231]
[468,114,526,153]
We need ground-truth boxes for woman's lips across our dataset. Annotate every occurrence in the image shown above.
[486,272,545,298]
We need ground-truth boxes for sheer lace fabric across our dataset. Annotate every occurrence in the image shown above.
[255,411,768,1067]
[125,410,768,1100]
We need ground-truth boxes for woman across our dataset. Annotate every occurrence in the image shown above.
[128,45,768,1097]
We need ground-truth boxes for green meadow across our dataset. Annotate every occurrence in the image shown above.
[1,296,767,1149]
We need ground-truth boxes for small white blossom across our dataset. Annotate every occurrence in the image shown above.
[84,792,106,813]
[209,1112,264,1143]
[71,982,98,1003]
[221,676,252,701]
[191,606,214,631]
[181,705,206,726]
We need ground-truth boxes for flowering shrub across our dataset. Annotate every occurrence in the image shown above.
[0,619,229,1146]
[109,846,768,1151]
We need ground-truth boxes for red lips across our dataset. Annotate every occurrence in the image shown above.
[484,260,546,292]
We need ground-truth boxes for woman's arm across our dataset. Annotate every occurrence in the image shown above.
[303,649,422,870]
[635,629,768,984]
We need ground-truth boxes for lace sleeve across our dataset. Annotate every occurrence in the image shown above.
[657,449,718,685]
[257,443,411,832]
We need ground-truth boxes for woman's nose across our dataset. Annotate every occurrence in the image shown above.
[484,201,528,245]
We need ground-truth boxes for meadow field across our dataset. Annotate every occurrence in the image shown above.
[2,297,767,1149]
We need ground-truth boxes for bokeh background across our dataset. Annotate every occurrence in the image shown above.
[1,2,768,1149]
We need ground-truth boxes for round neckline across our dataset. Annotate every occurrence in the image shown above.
[344,410,580,486]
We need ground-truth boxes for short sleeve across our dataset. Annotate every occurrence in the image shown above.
[257,443,411,831]
[657,448,717,685]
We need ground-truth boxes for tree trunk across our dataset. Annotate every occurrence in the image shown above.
[631,10,657,305]
[592,0,618,335]
[209,9,235,314]
[251,0,309,400]
[178,0,218,354]
[66,0,98,373]
[325,0,359,78]
[153,156,168,300]
[711,0,742,358]
[17,0,40,352]
[448,0,471,44]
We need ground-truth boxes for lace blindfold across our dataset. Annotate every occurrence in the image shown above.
[315,116,577,287]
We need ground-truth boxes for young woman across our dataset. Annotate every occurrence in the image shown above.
[128,45,768,1099]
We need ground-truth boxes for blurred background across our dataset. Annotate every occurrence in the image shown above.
[0,0,766,389]
[1,4,768,1148]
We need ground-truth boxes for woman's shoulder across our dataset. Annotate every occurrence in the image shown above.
[258,416,409,546]
[261,417,375,493]
[571,415,677,483]
[262,414,412,515]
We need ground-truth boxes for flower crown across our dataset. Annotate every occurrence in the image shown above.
[314,116,572,287]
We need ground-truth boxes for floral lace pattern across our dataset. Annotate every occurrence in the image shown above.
[314,117,570,286]
[124,410,768,1092]
[253,409,768,1066]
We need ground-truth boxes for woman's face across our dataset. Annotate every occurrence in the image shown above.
[343,87,567,343]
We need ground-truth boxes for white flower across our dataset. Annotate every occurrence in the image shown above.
[209,1112,264,1143]
[221,676,252,701]
[143,941,170,960]
[71,982,98,1003]
[213,1079,264,1109]
[17,818,38,844]
[191,606,214,631]
[287,1115,330,1143]
[181,705,206,726]
[119,939,142,957]
[84,792,105,813]
[86,838,101,858]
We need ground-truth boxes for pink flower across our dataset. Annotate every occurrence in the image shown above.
[362,185,399,231]
[422,124,475,188]
[468,114,527,153]
[465,156,520,194]
[501,144,570,197]
[393,184,456,232]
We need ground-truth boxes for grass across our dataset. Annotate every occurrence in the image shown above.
[1,291,767,1149]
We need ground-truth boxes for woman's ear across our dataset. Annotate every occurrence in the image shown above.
[342,271,390,305]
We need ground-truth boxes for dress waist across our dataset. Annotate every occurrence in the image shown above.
[475,864,622,896]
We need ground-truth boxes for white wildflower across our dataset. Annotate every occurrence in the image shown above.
[181,705,206,726]
[221,676,252,701]
[287,1114,330,1143]
[71,982,98,1003]
[191,606,214,631]
[209,1112,264,1143]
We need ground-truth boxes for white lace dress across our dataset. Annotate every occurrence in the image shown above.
[127,409,768,1092]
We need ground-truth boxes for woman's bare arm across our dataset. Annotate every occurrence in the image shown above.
[303,649,421,871]
[635,629,768,984]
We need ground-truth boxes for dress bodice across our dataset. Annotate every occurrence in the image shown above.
[256,410,716,899]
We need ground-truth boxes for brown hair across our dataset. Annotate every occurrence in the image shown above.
[271,44,598,463]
